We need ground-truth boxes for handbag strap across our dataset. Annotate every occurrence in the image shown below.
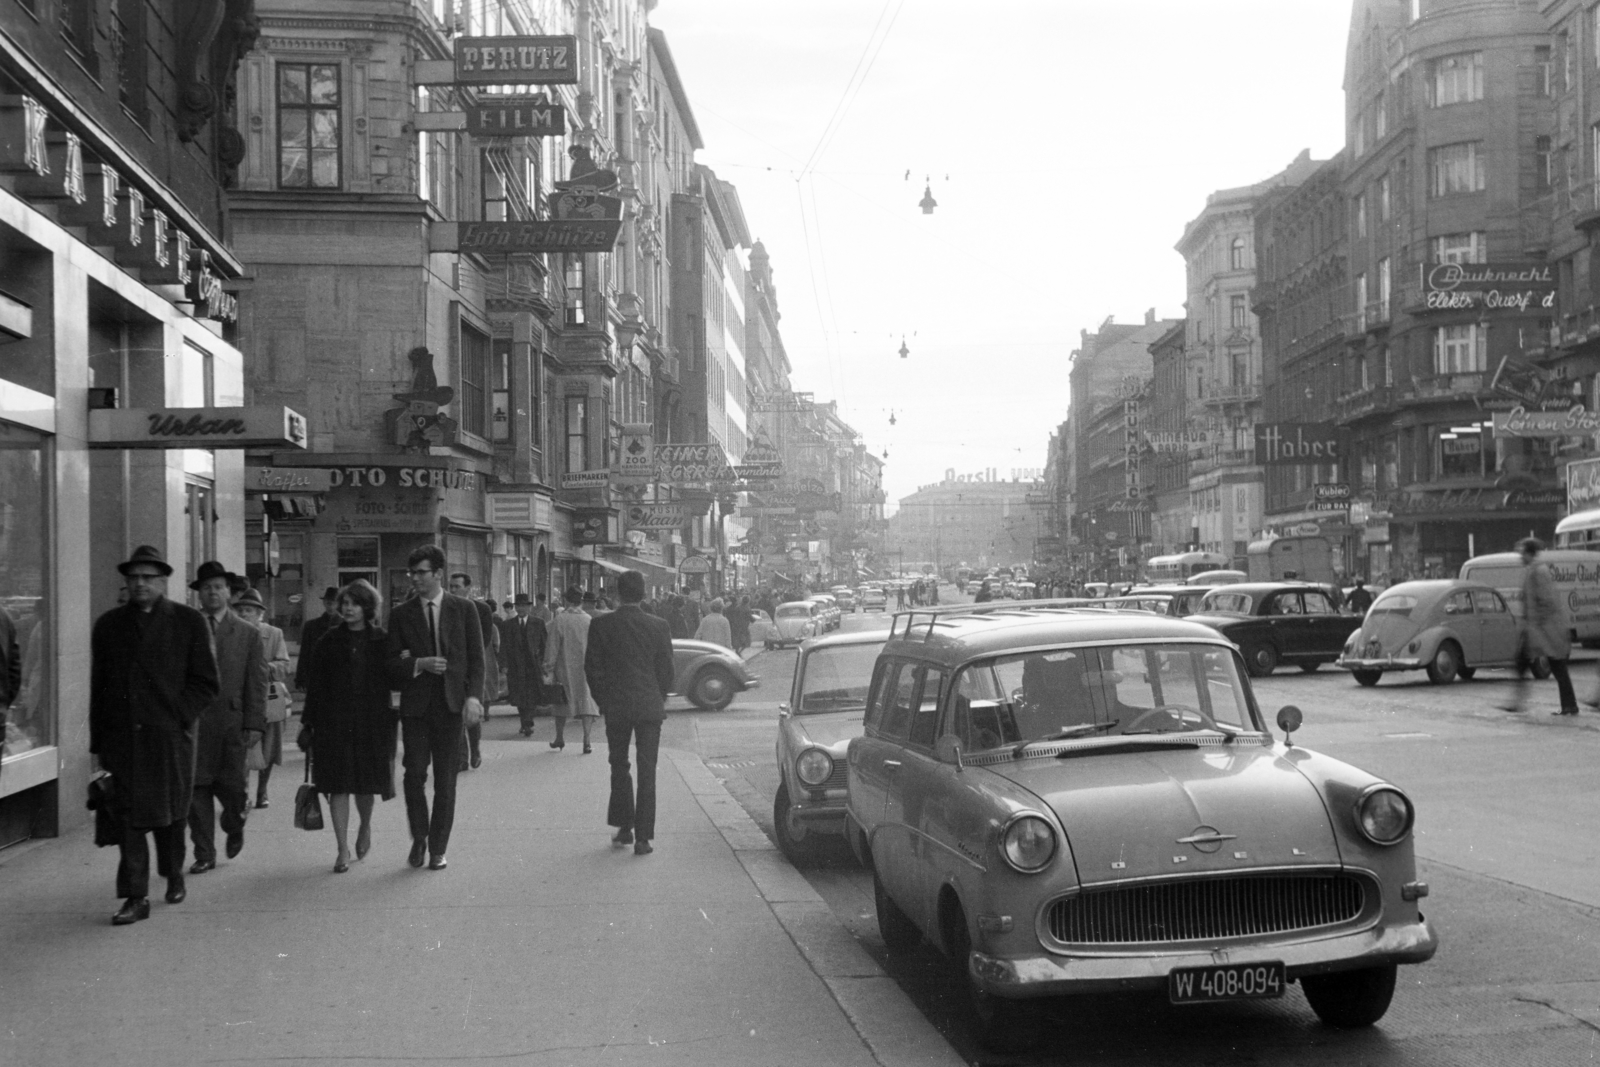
[303,746,312,783]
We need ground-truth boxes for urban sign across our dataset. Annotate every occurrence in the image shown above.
[617,424,654,479]
[89,405,308,450]
[1254,422,1343,466]
[453,36,579,85]
[1421,261,1556,314]
[465,96,565,137]
[442,219,623,254]
[1492,405,1600,438]
[1569,456,1600,512]
[1313,483,1351,501]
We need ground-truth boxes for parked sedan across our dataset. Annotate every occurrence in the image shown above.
[671,639,758,710]
[768,600,826,648]
[1188,582,1363,676]
[846,605,1436,1051]
[1336,578,1521,686]
[858,585,888,611]
[773,631,887,865]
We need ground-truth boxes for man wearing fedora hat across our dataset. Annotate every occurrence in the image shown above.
[504,593,547,737]
[294,587,342,693]
[90,545,219,924]
[186,561,268,874]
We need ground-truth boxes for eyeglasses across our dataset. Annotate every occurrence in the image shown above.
[408,568,436,577]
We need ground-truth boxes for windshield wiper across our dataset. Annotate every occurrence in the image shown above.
[1055,738,1200,758]
[1013,721,1119,757]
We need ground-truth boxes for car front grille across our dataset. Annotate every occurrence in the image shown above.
[1045,873,1368,946]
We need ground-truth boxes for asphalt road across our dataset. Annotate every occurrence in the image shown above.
[659,598,1600,1066]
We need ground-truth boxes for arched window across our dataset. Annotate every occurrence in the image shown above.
[1229,236,1246,270]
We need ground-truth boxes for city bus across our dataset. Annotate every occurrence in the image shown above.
[1142,551,1231,584]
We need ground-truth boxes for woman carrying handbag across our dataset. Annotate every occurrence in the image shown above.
[299,580,397,872]
[543,587,600,753]
[234,588,291,808]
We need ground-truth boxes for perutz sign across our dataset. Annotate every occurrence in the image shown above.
[1421,261,1556,314]
[1254,422,1344,466]
[465,96,565,137]
[89,406,308,450]
[453,36,579,85]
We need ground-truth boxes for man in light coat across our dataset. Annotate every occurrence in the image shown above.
[1504,537,1579,715]
[544,586,600,753]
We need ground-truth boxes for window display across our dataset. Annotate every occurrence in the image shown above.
[0,422,50,764]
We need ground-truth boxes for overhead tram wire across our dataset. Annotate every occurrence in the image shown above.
[797,0,901,181]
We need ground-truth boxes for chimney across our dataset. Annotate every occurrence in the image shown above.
[1145,307,1156,325]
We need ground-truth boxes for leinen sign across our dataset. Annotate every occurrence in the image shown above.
[1569,457,1600,512]
[1492,405,1600,438]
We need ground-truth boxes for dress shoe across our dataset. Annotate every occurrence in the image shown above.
[428,854,448,870]
[225,829,244,859]
[112,898,150,925]
[408,838,427,869]
[549,739,565,750]
[334,852,350,874]
[611,827,634,846]
[254,797,269,809]
[355,825,371,861]
[471,753,483,768]
[165,879,186,905]
[633,839,654,856]
[582,744,593,755]
[188,858,216,875]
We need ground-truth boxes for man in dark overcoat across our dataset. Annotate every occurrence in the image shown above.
[90,545,219,925]
[188,560,268,873]
[449,571,499,769]
[293,586,340,691]
[503,593,547,737]
[386,544,483,870]
[585,569,674,856]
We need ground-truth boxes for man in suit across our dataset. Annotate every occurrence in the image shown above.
[293,587,340,692]
[188,561,268,873]
[585,570,674,856]
[449,571,499,769]
[90,546,220,924]
[386,544,483,870]
[504,593,547,737]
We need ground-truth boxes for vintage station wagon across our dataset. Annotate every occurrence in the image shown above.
[846,604,1437,1050]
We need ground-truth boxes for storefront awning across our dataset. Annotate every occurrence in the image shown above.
[591,557,634,575]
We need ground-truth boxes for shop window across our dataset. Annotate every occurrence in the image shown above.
[0,423,51,770]
[336,536,380,594]
[460,323,489,439]
[565,255,586,326]
[278,63,341,189]
[1437,426,1484,477]
[565,395,588,473]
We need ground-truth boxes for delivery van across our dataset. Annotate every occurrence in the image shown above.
[1460,549,1600,646]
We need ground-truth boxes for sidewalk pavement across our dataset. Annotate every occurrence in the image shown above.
[0,718,964,1067]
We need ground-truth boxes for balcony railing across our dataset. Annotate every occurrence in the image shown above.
[1402,371,1488,402]
[1202,382,1262,406]
[1190,448,1255,474]
[1335,385,1394,423]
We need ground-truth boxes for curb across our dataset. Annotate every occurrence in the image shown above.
[666,749,966,1067]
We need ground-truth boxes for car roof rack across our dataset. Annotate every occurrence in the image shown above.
[888,599,1115,641]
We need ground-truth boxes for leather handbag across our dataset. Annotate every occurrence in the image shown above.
[86,773,120,847]
[263,681,291,724]
[542,682,569,707]
[293,754,323,831]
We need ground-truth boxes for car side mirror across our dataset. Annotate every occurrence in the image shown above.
[934,734,964,770]
[778,702,790,717]
[1276,704,1303,747]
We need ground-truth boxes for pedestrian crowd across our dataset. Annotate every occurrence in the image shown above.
[86,543,677,926]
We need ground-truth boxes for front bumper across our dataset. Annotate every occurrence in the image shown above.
[969,918,1438,1000]
[780,788,848,835]
[1337,656,1423,671]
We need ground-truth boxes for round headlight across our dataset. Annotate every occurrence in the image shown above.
[796,748,834,786]
[1001,815,1057,873]
[1356,786,1413,845]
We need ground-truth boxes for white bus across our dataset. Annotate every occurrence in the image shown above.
[1556,507,1600,550]
[1143,552,1231,584]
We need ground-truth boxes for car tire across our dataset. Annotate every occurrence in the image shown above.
[1244,642,1279,677]
[773,783,829,868]
[874,870,921,952]
[1302,963,1397,1028]
[1299,660,1322,673]
[1457,666,1476,680]
[943,900,1043,1052]
[1425,641,1460,685]
[688,667,737,711]
[1352,669,1382,687]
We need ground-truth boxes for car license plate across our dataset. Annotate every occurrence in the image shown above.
[1168,961,1286,1004]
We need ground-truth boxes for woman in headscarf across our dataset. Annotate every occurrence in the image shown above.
[694,597,733,649]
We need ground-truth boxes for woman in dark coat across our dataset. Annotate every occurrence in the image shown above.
[300,580,396,872]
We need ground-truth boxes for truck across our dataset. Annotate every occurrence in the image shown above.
[1246,534,1336,584]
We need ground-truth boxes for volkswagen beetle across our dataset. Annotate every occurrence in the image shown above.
[1336,578,1521,686]
[773,630,886,865]
[846,603,1436,1050]
[670,639,757,711]
[768,600,825,648]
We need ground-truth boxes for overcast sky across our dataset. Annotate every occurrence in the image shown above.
[649,0,1354,512]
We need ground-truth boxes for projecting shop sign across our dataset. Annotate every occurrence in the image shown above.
[466,96,565,137]
[453,37,579,85]
[440,219,623,254]
[1493,405,1600,438]
[654,443,730,483]
[1569,457,1600,512]
[625,504,688,530]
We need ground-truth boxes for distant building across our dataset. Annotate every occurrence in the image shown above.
[889,472,1045,573]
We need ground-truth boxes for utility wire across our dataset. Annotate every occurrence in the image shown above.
[798,0,898,180]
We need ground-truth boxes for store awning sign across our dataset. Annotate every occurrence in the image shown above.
[453,36,579,85]
[1568,457,1600,511]
[90,406,308,449]
[625,504,687,530]
[1492,405,1600,438]
[246,467,333,492]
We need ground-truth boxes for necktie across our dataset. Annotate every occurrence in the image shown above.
[426,600,438,656]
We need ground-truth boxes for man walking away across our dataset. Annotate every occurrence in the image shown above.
[1503,537,1579,716]
[1346,579,1373,616]
[505,593,547,737]
[387,545,483,870]
[91,546,219,924]
[188,561,268,874]
[585,570,674,856]
[449,572,499,769]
